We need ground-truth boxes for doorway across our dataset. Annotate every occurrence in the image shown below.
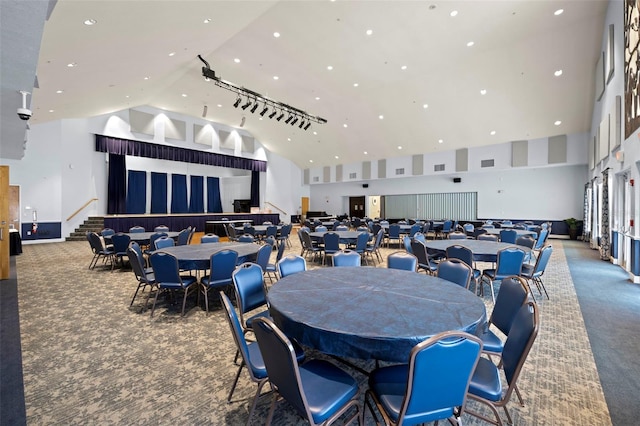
[9,185,20,232]
[349,196,365,218]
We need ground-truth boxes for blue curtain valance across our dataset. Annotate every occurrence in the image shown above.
[95,135,267,172]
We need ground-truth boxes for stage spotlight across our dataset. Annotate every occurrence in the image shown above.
[291,116,298,126]
[233,97,241,108]
[260,104,269,116]
[269,109,277,119]
[277,111,285,121]
[299,119,305,129]
[241,98,252,110]
[285,114,293,124]
[304,121,311,130]
[250,102,259,113]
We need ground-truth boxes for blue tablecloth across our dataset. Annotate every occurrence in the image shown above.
[268,267,486,363]
[425,240,531,262]
[156,242,261,270]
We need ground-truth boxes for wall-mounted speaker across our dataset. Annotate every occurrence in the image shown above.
[453,177,462,183]
[362,183,369,188]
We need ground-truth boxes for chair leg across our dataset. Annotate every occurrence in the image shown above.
[228,362,245,402]
[265,392,278,426]
[150,288,162,317]
[246,379,269,426]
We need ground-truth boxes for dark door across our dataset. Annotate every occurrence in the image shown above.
[349,196,365,218]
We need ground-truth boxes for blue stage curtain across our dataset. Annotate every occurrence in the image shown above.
[207,177,223,213]
[151,172,168,214]
[189,175,204,213]
[171,174,188,214]
[250,170,260,207]
[126,170,147,214]
[95,134,267,172]
[107,153,127,214]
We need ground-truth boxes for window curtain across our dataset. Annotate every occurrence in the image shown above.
[600,168,610,260]
[250,170,260,208]
[189,175,204,213]
[151,172,168,214]
[171,174,188,214]
[107,153,127,214]
[207,177,223,213]
[583,183,590,242]
[126,170,147,214]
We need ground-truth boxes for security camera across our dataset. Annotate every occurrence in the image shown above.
[17,90,32,121]
[17,107,32,120]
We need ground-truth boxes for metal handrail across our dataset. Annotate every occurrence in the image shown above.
[265,201,287,217]
[66,198,98,221]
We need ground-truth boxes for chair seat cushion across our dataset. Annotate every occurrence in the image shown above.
[520,264,535,278]
[479,329,504,354]
[468,357,502,402]
[159,276,197,289]
[482,269,496,279]
[300,359,359,424]
[201,276,232,288]
[368,364,408,422]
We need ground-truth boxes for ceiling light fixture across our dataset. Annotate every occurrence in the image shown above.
[198,54,327,127]
[554,69,563,76]
[291,116,299,126]
[83,19,97,25]
[554,9,564,16]
[299,119,305,129]
[304,122,311,130]
[285,114,293,124]
[260,104,269,116]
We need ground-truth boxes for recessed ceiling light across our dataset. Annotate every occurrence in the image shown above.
[217,104,222,108]
[168,52,176,57]
[466,41,475,47]
[234,58,240,63]
[287,138,291,141]
[125,95,130,98]
[490,130,496,135]
[554,9,564,16]
[401,65,407,70]
[364,151,368,155]
[335,156,339,159]
[327,65,333,70]
[438,139,444,144]
[379,115,384,119]
[315,97,320,100]
[309,160,314,163]
[181,93,187,97]
[273,76,279,80]
[343,123,348,128]
[67,62,77,67]
[83,19,96,26]
[554,69,563,77]
[423,104,429,109]
[56,90,63,94]
[273,32,281,38]
[144,76,150,80]
[203,18,212,24]
[397,146,402,150]
[450,10,458,17]
[554,120,562,126]
[49,109,54,113]
[366,29,373,36]
[480,89,487,95]
[313,131,318,135]
[353,83,359,87]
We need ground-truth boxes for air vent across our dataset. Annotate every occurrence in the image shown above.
[349,172,357,179]
[395,168,405,175]
[481,159,495,168]
[313,176,319,182]
[434,164,445,172]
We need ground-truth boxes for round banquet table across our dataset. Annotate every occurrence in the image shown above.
[483,228,537,238]
[309,230,369,244]
[425,239,531,262]
[156,242,261,270]
[267,267,487,363]
[124,231,180,244]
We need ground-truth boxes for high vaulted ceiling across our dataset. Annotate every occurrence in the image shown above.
[11,0,609,168]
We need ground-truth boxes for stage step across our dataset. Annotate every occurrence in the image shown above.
[66,216,105,241]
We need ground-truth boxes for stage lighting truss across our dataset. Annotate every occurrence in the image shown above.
[198,54,326,129]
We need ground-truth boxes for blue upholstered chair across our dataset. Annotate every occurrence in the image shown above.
[477,233,498,242]
[265,242,286,282]
[127,244,156,309]
[252,317,361,426]
[254,244,273,279]
[365,229,385,264]
[410,240,438,275]
[299,230,322,262]
[437,258,473,289]
[100,228,115,238]
[322,232,341,265]
[87,232,114,269]
[277,223,293,248]
[364,331,482,426]
[463,223,475,237]
[387,251,418,272]
[315,225,328,233]
[386,224,402,248]
[200,250,238,314]
[466,302,540,426]
[232,262,270,334]
[448,231,467,240]
[238,234,255,243]
[149,252,198,317]
[516,235,536,264]
[352,231,371,265]
[520,245,553,300]
[176,227,191,245]
[200,233,220,244]
[153,225,169,232]
[226,223,239,242]
[129,226,145,233]
[446,244,481,291]
[439,220,453,239]
[481,247,526,303]
[276,255,307,278]
[499,229,518,244]
[144,231,167,255]
[110,232,131,270]
[153,236,175,250]
[403,236,413,254]
[409,223,422,238]
[332,249,362,267]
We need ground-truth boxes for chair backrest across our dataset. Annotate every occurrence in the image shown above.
[409,224,422,237]
[336,224,349,231]
[372,223,383,236]
[254,244,272,271]
[226,223,238,239]
[502,302,539,392]
[187,226,196,244]
[477,233,498,242]
[403,236,413,253]
[265,225,278,238]
[315,225,328,233]
[220,292,264,381]
[534,228,549,250]
[126,245,146,280]
[473,228,488,238]
[448,231,467,240]
[210,250,239,282]
[396,331,482,424]
[373,228,385,248]
[442,220,452,232]
[437,259,472,289]
[445,244,474,268]
[233,263,268,322]
[413,232,427,245]
[264,236,276,247]
[387,251,418,272]
[333,250,362,267]
[243,225,256,235]
[88,232,106,253]
[354,232,369,252]
[490,276,529,335]
[495,247,526,276]
[200,234,219,244]
[238,234,255,243]
[532,245,553,276]
[279,224,292,239]
[150,252,183,286]
[177,227,191,245]
[410,240,431,267]
[274,241,286,263]
[111,233,131,253]
[515,235,535,250]
[463,223,474,233]
[388,224,401,237]
[101,228,115,237]
[154,236,175,250]
[253,318,315,422]
[500,229,518,244]
[148,232,168,249]
[154,225,169,232]
[129,226,145,233]
[323,232,340,251]
[128,241,144,260]
[277,255,307,278]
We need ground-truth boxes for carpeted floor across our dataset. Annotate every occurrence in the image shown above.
[11,235,614,425]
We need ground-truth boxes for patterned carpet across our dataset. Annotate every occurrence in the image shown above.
[15,234,611,425]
